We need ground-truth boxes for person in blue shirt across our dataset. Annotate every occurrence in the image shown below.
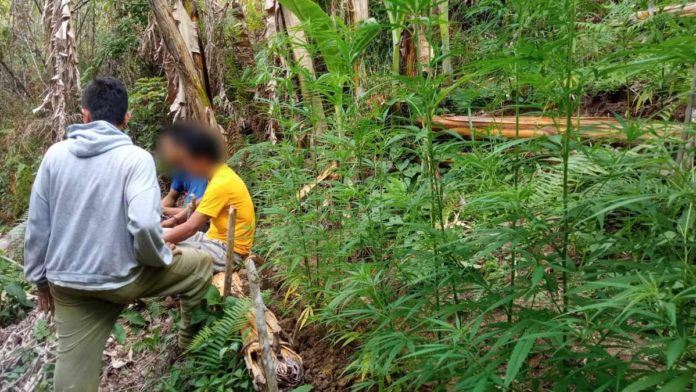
[161,171,208,217]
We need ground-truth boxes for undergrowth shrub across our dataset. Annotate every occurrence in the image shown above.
[0,120,51,225]
[128,77,169,151]
[155,289,254,391]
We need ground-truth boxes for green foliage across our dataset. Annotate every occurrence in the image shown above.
[279,0,381,76]
[127,77,169,151]
[82,0,151,82]
[0,254,34,326]
[0,125,49,224]
[0,0,694,390]
[158,296,254,391]
[247,0,696,390]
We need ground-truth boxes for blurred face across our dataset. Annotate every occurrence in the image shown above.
[159,136,214,178]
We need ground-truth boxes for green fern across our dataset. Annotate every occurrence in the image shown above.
[190,297,251,351]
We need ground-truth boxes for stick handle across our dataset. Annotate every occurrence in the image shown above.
[186,195,197,219]
[246,257,279,392]
[223,207,237,299]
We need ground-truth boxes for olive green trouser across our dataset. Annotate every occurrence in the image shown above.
[49,248,213,392]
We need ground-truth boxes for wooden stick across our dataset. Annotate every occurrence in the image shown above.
[677,64,696,169]
[0,254,23,270]
[296,161,338,201]
[245,257,279,392]
[223,207,237,299]
[185,195,197,220]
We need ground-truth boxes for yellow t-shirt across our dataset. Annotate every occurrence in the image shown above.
[196,164,255,256]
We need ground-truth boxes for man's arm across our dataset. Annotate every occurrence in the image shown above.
[162,206,185,216]
[24,158,51,287]
[161,189,180,209]
[127,153,172,267]
[163,211,210,244]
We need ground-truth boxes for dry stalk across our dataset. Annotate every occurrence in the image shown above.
[33,0,80,142]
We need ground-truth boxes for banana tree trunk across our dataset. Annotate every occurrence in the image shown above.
[350,0,369,95]
[264,0,281,143]
[433,115,680,141]
[384,2,403,75]
[280,4,327,134]
[438,0,452,77]
[167,0,213,120]
[34,0,81,142]
[149,0,221,132]
[181,0,213,101]
[634,2,696,20]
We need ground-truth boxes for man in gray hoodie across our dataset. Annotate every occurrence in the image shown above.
[24,77,213,391]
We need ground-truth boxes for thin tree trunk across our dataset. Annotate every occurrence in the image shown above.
[280,4,327,134]
[245,258,280,392]
[264,0,281,143]
[350,0,369,95]
[676,64,696,170]
[0,55,31,97]
[402,27,417,77]
[438,0,452,77]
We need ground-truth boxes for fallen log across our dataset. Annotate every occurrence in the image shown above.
[634,2,696,20]
[432,115,680,141]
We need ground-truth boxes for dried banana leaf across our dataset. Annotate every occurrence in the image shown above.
[211,271,305,390]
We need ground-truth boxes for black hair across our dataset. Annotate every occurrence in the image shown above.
[81,77,129,125]
[161,122,223,163]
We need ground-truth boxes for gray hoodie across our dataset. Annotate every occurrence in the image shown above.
[24,121,172,290]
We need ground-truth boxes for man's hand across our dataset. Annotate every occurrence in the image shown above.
[162,206,184,216]
[37,285,54,315]
[163,211,210,244]
[162,218,177,228]
[167,242,182,256]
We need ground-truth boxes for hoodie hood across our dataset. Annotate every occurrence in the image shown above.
[66,120,133,158]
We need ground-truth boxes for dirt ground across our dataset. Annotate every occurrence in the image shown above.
[285,321,357,391]
[0,302,357,392]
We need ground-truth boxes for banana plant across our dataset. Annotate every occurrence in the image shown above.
[278,0,380,79]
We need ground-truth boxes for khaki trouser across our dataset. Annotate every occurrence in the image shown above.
[174,230,244,271]
[49,248,213,392]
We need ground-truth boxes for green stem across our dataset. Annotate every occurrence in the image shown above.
[561,0,577,315]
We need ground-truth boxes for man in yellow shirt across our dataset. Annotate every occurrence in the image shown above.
[160,122,255,270]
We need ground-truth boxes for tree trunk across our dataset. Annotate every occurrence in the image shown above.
[34,0,81,141]
[182,0,213,101]
[264,0,281,143]
[350,0,369,95]
[438,0,452,77]
[0,55,31,97]
[280,4,327,134]
[417,24,433,75]
[165,0,211,120]
[402,27,417,77]
[149,0,221,132]
[676,64,696,170]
